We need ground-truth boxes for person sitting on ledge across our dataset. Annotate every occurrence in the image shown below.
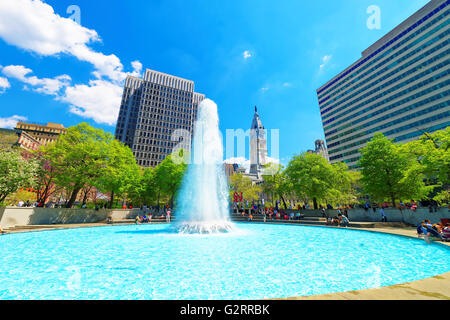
[248,214,253,222]
[417,221,425,237]
[331,216,340,226]
[420,220,444,241]
[338,214,349,227]
[135,216,140,225]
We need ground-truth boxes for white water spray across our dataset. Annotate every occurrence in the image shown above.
[174,99,234,234]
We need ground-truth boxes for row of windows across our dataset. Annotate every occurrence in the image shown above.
[329,111,450,159]
[329,95,450,154]
[137,160,160,167]
[323,64,449,128]
[143,72,194,92]
[327,101,449,148]
[320,41,449,119]
[134,145,173,154]
[317,4,449,98]
[18,125,65,134]
[126,82,192,96]
[320,17,449,109]
[325,68,450,139]
[140,90,192,101]
[345,122,450,169]
[320,20,449,113]
[138,104,191,115]
[136,136,176,146]
[134,151,167,161]
[325,79,450,135]
[138,110,191,121]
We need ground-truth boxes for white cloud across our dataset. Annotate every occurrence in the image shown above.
[2,65,71,96]
[0,115,27,128]
[0,0,144,125]
[130,60,143,78]
[0,0,125,82]
[0,76,10,93]
[261,87,269,92]
[62,80,123,126]
[282,82,292,87]
[243,50,252,59]
[224,156,280,174]
[319,55,332,69]
[224,157,251,173]
[0,0,98,56]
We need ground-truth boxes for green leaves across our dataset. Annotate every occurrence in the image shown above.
[284,152,356,207]
[0,147,39,202]
[229,173,262,203]
[358,132,431,206]
[40,122,141,207]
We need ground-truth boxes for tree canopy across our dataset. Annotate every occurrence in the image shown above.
[358,132,432,206]
[229,173,262,205]
[285,152,357,208]
[0,147,38,203]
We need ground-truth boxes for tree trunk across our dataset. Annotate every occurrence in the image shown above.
[0,194,7,203]
[391,194,396,209]
[280,195,288,209]
[66,187,81,208]
[109,191,115,209]
[313,197,318,210]
[81,186,92,206]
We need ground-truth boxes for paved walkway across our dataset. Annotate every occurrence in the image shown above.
[2,222,449,300]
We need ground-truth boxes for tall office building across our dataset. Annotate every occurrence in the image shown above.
[115,69,205,167]
[316,0,449,169]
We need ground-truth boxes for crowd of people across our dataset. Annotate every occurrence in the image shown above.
[134,206,172,224]
[417,219,450,242]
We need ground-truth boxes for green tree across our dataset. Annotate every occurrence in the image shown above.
[329,162,361,206]
[97,139,141,208]
[41,123,115,208]
[401,127,449,202]
[285,152,356,209]
[32,151,61,205]
[261,163,293,209]
[0,147,38,203]
[229,173,262,204]
[153,151,187,207]
[358,132,431,207]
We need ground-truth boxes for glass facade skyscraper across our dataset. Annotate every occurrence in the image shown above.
[316,0,449,169]
[115,69,205,167]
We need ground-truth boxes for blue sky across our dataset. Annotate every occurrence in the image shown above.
[0,0,430,166]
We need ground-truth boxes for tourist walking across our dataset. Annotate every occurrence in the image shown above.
[166,209,171,223]
[380,208,387,222]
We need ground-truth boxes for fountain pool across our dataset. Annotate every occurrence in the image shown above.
[0,223,449,300]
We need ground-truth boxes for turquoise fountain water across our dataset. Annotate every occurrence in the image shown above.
[1,224,449,299]
[174,99,234,234]
[1,99,449,300]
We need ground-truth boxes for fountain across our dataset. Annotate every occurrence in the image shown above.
[173,99,234,234]
[2,99,449,300]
